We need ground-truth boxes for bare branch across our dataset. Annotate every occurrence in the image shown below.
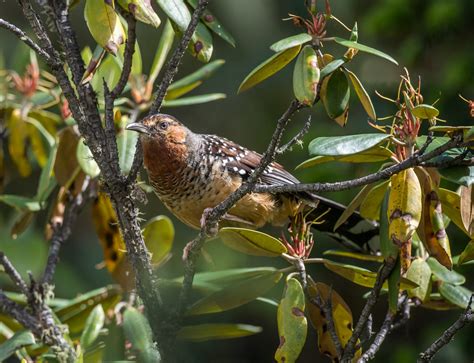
[0,253,29,296]
[277,115,312,154]
[0,292,39,332]
[254,136,471,195]
[358,311,395,363]
[0,19,51,61]
[148,0,209,114]
[341,259,397,362]
[418,295,474,362]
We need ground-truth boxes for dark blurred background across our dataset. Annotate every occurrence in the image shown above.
[1,0,473,362]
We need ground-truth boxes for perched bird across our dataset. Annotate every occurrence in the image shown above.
[126,114,378,250]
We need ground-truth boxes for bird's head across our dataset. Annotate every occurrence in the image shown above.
[126,113,189,146]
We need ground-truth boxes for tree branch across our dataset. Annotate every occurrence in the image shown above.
[418,295,474,362]
[358,310,395,363]
[277,115,312,154]
[341,259,397,362]
[0,19,51,62]
[0,253,29,296]
[254,136,471,195]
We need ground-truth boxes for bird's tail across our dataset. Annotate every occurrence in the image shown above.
[298,192,379,252]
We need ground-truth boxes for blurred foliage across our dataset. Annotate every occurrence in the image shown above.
[0,0,473,362]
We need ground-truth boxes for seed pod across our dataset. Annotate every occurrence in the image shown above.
[293,45,320,105]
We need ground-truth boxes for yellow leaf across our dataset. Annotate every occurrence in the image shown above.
[360,180,390,220]
[7,109,31,177]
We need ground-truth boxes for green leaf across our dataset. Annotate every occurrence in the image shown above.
[156,0,190,31]
[123,307,161,363]
[427,257,465,285]
[91,54,122,96]
[406,258,431,302]
[388,257,400,314]
[219,227,287,257]
[321,69,350,122]
[323,249,384,263]
[438,188,469,235]
[333,37,398,65]
[379,187,399,260]
[148,20,174,85]
[76,138,100,178]
[117,129,139,175]
[292,45,319,105]
[360,180,390,221]
[439,282,473,309]
[415,136,450,153]
[177,323,262,342]
[162,93,226,107]
[308,133,391,157]
[275,278,307,363]
[296,146,392,169]
[84,0,124,55]
[36,142,58,202]
[238,45,302,93]
[189,267,278,288]
[187,0,236,47]
[118,0,161,28]
[319,59,346,79]
[80,304,105,350]
[0,330,35,361]
[142,215,175,267]
[25,116,55,148]
[270,33,312,52]
[187,271,282,315]
[344,69,376,120]
[439,166,474,187]
[411,104,439,119]
[0,195,41,211]
[458,240,474,265]
[187,22,214,63]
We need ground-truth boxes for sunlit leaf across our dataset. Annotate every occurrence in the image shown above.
[7,109,31,177]
[84,0,125,55]
[162,93,226,107]
[438,283,473,309]
[333,38,398,65]
[117,129,139,175]
[323,249,384,262]
[143,215,175,267]
[411,104,439,119]
[118,0,161,27]
[177,323,262,342]
[0,330,35,362]
[219,227,287,257]
[427,258,464,285]
[406,258,431,302]
[306,280,360,361]
[459,185,474,236]
[388,168,422,243]
[292,45,319,105]
[187,271,282,315]
[76,138,100,178]
[156,0,190,30]
[186,22,214,62]
[185,267,278,288]
[308,133,390,157]
[123,307,161,363]
[238,45,302,93]
[275,278,307,363]
[359,180,390,221]
[148,20,174,86]
[270,33,312,52]
[319,59,346,79]
[344,68,376,120]
[0,195,41,211]
[80,304,105,350]
[438,188,469,235]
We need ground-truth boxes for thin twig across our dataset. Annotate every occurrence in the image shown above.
[0,253,29,296]
[0,19,51,61]
[341,259,397,362]
[358,311,395,363]
[277,115,312,154]
[177,99,304,315]
[418,295,474,362]
[254,136,471,195]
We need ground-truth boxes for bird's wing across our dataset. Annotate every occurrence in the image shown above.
[202,134,299,186]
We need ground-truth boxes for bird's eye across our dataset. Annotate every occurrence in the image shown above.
[159,121,169,130]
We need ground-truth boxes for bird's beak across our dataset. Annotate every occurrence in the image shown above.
[126,122,149,134]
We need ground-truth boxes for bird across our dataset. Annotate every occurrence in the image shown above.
[126,113,378,251]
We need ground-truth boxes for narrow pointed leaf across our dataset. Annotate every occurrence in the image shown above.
[333,38,398,65]
[162,93,226,107]
[323,249,384,262]
[388,257,401,313]
[76,138,100,178]
[334,183,377,231]
[238,45,302,93]
[427,258,465,285]
[359,180,390,221]
[380,187,399,260]
[319,59,346,79]
[148,20,174,85]
[187,271,282,315]
[177,324,262,342]
[438,283,473,309]
[80,304,105,350]
[117,129,139,175]
[275,278,307,363]
[406,258,431,302]
[219,227,287,257]
[270,33,312,52]
[344,68,376,120]
[0,331,35,362]
[0,195,41,211]
[458,240,474,265]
